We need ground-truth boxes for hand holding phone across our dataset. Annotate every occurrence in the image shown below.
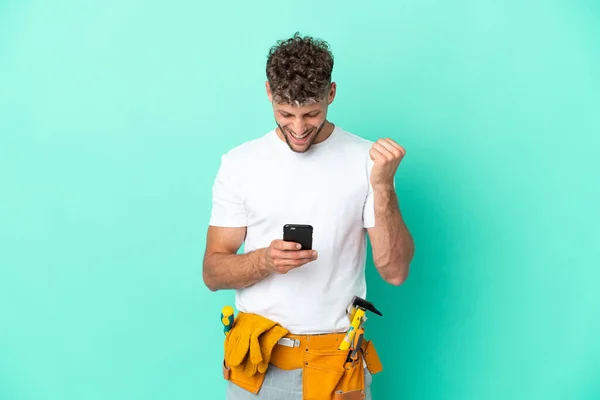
[262,224,316,274]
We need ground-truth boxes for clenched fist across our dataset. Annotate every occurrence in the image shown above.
[369,138,406,189]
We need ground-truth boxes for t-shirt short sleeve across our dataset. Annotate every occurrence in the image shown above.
[209,153,248,227]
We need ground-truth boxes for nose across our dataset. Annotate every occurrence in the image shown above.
[291,120,307,134]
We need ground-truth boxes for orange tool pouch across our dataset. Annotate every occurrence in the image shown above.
[223,315,383,399]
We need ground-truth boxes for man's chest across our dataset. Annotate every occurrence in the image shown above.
[242,159,369,226]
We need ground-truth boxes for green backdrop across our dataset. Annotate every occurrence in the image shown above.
[1,1,599,399]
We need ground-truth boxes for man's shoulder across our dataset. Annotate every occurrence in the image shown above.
[334,126,374,151]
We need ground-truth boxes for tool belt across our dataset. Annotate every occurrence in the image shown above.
[222,312,383,400]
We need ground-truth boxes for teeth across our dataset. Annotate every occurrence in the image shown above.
[291,131,310,139]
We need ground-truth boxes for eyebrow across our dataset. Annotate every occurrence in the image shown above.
[278,110,321,117]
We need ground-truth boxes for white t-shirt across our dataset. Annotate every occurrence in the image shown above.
[209,125,376,334]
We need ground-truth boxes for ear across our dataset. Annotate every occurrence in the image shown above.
[266,81,273,102]
[327,82,337,105]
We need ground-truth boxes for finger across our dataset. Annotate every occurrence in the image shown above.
[272,251,316,265]
[369,148,380,161]
[380,138,403,150]
[383,138,406,157]
[274,240,302,251]
[389,141,406,157]
[273,251,317,267]
[372,142,394,160]
[277,250,317,260]
[376,139,403,158]
[370,146,389,161]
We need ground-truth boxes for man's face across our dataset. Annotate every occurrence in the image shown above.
[273,102,328,153]
[267,83,336,153]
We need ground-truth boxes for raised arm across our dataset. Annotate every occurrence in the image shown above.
[366,138,415,285]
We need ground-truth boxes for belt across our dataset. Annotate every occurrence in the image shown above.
[270,332,349,371]
[276,337,300,347]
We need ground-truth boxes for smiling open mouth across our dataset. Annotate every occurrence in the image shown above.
[288,129,313,143]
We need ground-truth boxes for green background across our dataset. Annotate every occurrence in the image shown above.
[1,0,599,399]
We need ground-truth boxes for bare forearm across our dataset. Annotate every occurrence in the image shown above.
[203,249,270,291]
[369,184,414,285]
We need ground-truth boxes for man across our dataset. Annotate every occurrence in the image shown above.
[203,33,414,400]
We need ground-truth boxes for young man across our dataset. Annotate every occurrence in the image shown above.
[203,33,414,400]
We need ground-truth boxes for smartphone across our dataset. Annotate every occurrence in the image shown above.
[283,224,313,250]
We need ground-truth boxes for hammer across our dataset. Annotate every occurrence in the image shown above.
[339,296,382,351]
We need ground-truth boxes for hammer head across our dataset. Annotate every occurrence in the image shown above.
[349,296,383,316]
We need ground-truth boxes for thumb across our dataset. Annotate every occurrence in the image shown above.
[369,147,381,162]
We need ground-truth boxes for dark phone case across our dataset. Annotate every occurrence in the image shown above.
[283,224,313,250]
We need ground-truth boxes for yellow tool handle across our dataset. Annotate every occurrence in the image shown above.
[339,308,365,350]
[221,305,234,335]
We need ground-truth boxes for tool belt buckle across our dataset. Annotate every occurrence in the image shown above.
[277,337,300,348]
